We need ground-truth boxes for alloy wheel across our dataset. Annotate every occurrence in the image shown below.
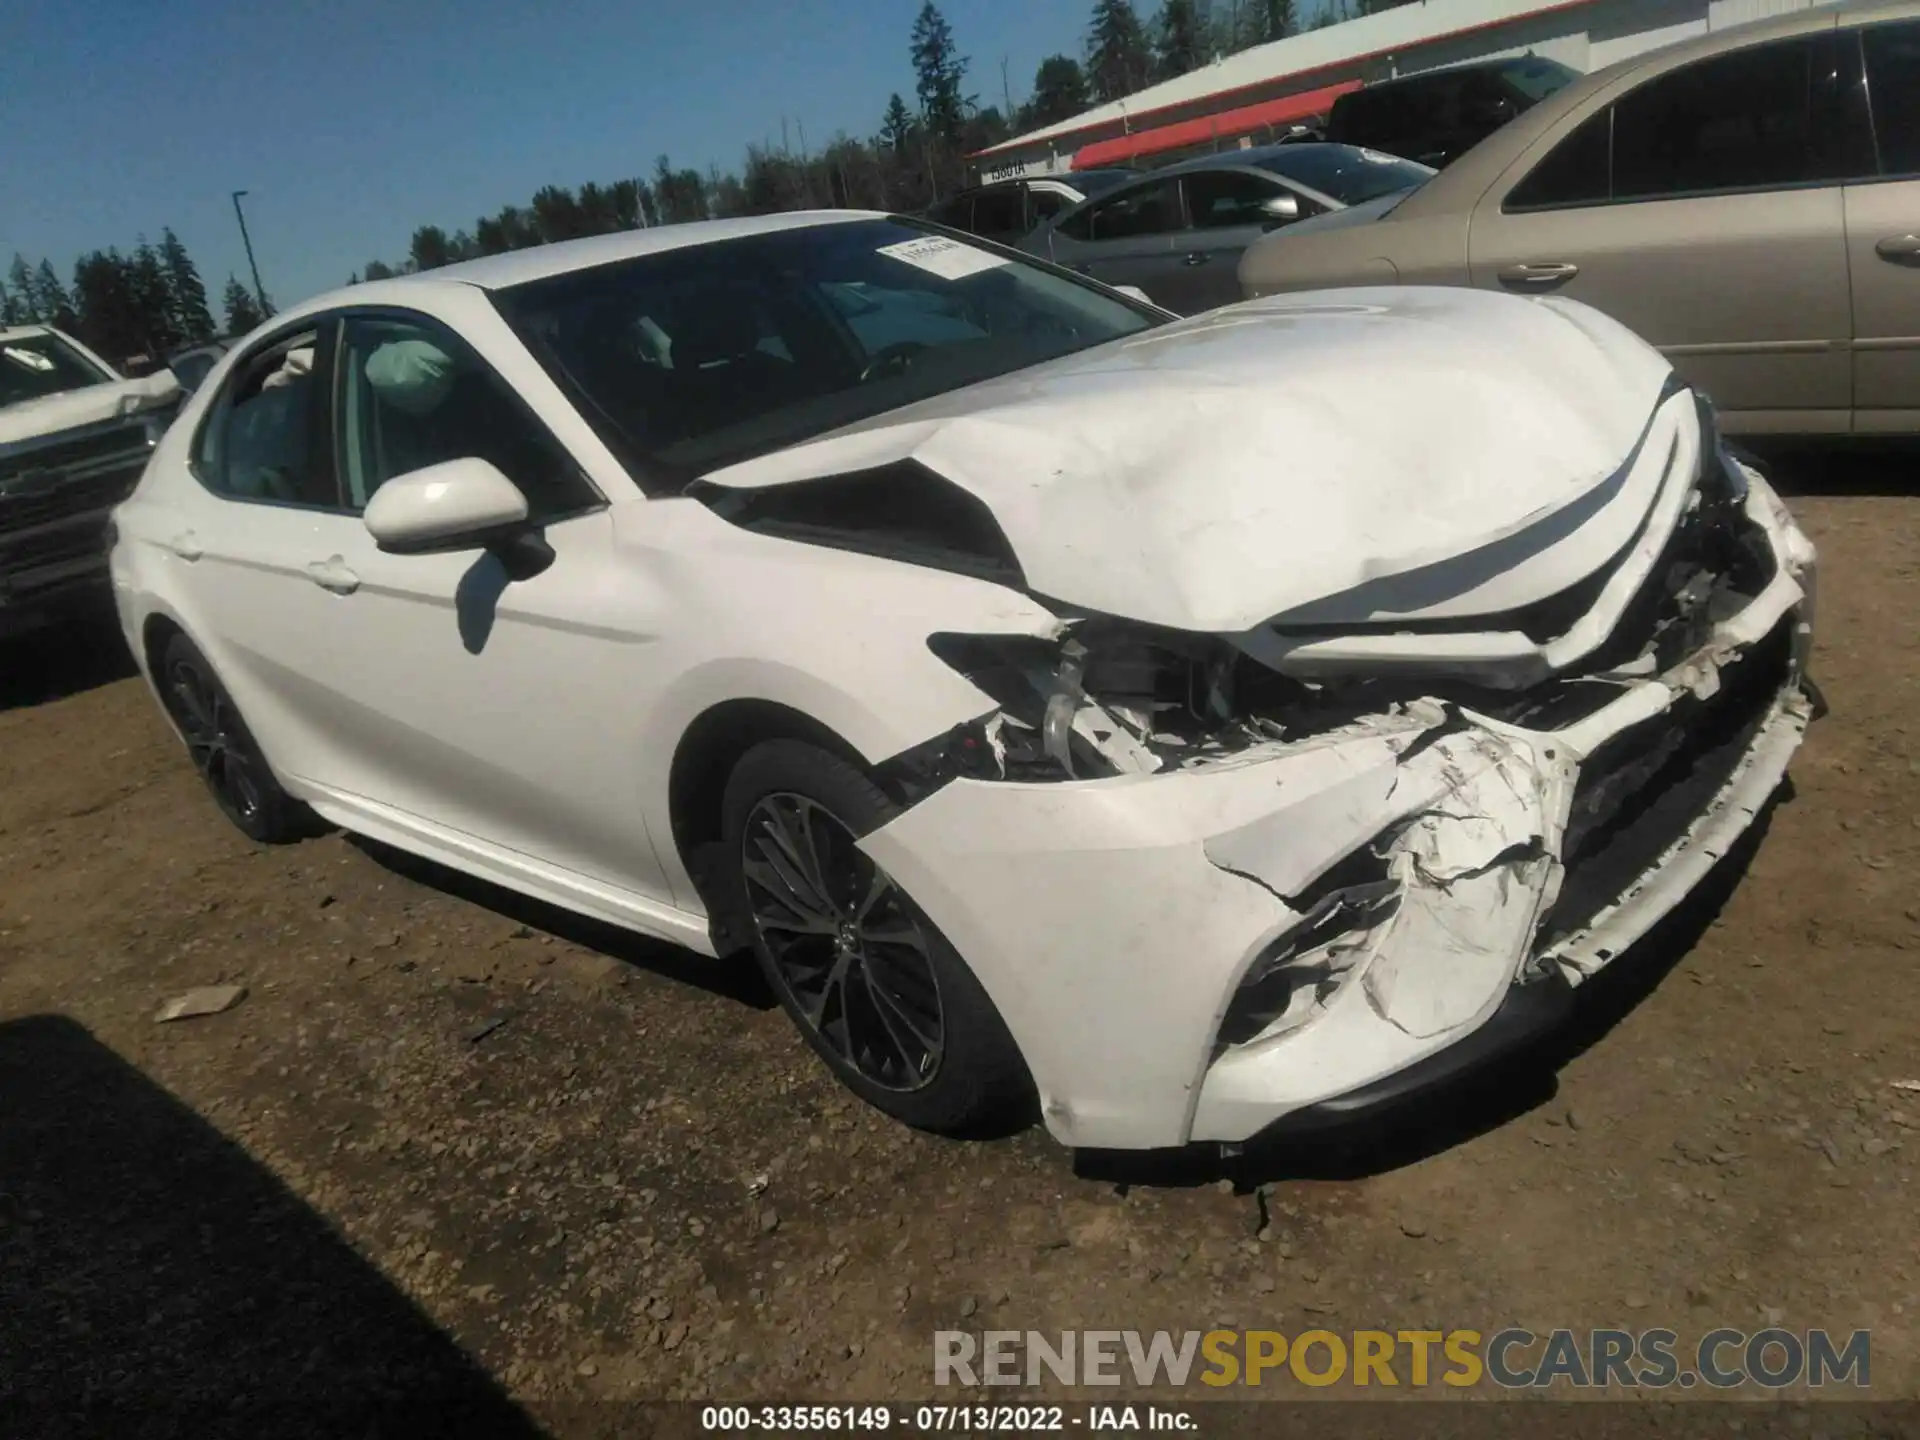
[741,792,944,1092]
[165,657,265,826]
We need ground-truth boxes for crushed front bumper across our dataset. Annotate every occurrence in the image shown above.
[859,466,1816,1151]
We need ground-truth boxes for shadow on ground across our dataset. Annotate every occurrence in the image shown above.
[0,605,137,713]
[1077,791,1782,1194]
[1740,437,1920,497]
[349,835,779,1012]
[0,1014,544,1440]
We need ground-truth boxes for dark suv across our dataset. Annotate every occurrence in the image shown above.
[1325,55,1581,168]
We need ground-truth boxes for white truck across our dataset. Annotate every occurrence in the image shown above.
[1,325,184,639]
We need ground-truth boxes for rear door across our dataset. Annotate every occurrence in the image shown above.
[1164,169,1321,313]
[1044,177,1186,302]
[1848,17,1920,427]
[1465,31,1863,430]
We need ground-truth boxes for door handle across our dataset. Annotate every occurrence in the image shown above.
[1875,234,1920,265]
[165,532,202,561]
[304,556,361,595]
[1496,261,1579,290]
[1183,251,1211,266]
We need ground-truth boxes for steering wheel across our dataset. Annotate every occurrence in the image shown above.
[859,341,929,383]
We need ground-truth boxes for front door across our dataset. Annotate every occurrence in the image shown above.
[1165,170,1318,313]
[1849,18,1920,426]
[1046,177,1186,305]
[294,310,674,899]
[1466,32,1861,430]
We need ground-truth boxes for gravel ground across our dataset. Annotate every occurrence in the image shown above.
[1,449,1916,1434]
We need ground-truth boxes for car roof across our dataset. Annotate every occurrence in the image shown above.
[1399,0,1920,216]
[0,324,57,344]
[1344,54,1566,94]
[1153,142,1379,178]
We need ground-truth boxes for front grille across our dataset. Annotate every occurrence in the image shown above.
[1533,616,1794,951]
[0,418,152,541]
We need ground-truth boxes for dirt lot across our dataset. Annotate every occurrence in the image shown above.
[2,449,1917,1432]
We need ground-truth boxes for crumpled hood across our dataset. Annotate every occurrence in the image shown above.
[0,371,180,449]
[702,286,1675,633]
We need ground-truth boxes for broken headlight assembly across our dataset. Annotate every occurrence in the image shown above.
[883,625,1258,794]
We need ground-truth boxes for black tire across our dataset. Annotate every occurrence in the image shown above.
[156,632,309,844]
[721,738,1033,1135]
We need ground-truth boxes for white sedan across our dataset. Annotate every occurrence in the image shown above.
[110,212,1819,1151]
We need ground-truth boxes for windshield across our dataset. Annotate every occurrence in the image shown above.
[0,331,116,409]
[1505,57,1581,101]
[494,217,1161,484]
[1253,145,1436,205]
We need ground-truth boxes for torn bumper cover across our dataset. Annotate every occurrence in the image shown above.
[859,452,1816,1152]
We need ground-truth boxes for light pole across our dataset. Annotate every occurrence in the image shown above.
[230,190,269,314]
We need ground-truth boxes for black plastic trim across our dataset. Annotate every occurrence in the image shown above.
[1248,972,1576,1137]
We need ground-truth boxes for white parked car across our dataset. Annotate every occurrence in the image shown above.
[111,213,1818,1152]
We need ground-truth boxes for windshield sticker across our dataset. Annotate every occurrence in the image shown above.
[2,346,56,373]
[876,235,1009,281]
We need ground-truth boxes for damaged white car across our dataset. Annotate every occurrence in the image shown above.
[110,213,1819,1151]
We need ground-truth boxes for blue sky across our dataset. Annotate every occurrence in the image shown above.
[1,0,1147,311]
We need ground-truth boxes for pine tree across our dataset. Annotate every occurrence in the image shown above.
[35,260,78,332]
[910,4,970,150]
[130,237,180,353]
[880,94,918,157]
[1154,0,1205,80]
[1246,0,1298,45]
[1087,0,1153,103]
[223,275,265,336]
[7,255,36,324]
[158,229,215,344]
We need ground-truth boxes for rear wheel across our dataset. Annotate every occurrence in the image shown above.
[721,739,1032,1135]
[157,633,308,844]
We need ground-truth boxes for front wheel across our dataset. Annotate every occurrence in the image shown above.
[156,632,310,844]
[720,738,1032,1135]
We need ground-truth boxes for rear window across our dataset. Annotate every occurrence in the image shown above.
[1252,145,1435,204]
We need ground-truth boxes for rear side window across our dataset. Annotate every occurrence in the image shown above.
[1863,20,1920,175]
[1507,109,1613,209]
[1084,179,1184,239]
[192,327,338,508]
[1508,33,1873,210]
[1611,36,1851,199]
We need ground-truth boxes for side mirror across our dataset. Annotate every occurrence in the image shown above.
[1259,194,1303,230]
[364,456,530,555]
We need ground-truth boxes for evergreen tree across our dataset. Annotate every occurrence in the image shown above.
[408,225,453,271]
[130,237,180,353]
[1246,0,1298,45]
[7,255,36,323]
[223,275,265,335]
[880,93,918,157]
[910,3,970,149]
[1024,56,1090,128]
[1087,0,1152,103]
[1154,0,1205,80]
[159,229,215,344]
[34,260,77,331]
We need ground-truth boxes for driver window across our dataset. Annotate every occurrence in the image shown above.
[1086,179,1183,240]
[335,315,598,521]
[193,328,338,508]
